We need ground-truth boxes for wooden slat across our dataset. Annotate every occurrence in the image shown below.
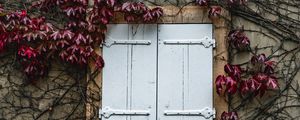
[129,24,157,120]
[102,24,130,120]
[157,25,185,120]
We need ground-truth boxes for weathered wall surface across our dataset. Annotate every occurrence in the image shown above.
[230,1,300,119]
[0,58,87,119]
[0,0,299,120]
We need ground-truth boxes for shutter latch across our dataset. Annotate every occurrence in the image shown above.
[100,106,150,118]
[164,107,215,119]
[162,36,215,48]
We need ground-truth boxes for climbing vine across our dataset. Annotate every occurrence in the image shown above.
[0,0,163,82]
[209,0,300,120]
[0,0,163,119]
[0,0,299,120]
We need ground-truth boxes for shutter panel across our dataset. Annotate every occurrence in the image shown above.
[102,24,157,120]
[157,24,214,120]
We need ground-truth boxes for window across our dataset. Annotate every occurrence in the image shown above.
[101,24,214,120]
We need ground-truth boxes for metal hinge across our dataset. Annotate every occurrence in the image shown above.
[164,107,215,119]
[99,106,150,118]
[103,40,151,47]
[162,36,215,48]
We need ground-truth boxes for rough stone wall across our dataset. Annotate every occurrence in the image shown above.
[230,1,300,119]
[0,57,87,119]
[0,0,299,120]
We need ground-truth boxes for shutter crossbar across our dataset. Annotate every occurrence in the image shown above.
[100,106,150,118]
[162,36,215,48]
[104,40,151,47]
[164,107,215,119]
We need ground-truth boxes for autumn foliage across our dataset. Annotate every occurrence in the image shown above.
[216,30,278,120]
[216,54,278,97]
[0,0,279,120]
[0,0,163,82]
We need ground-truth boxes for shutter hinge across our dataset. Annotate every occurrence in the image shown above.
[103,40,152,47]
[99,106,150,118]
[162,36,216,48]
[164,107,216,119]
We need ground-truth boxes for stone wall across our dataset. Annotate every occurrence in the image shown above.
[230,1,300,119]
[0,58,87,119]
[0,1,299,120]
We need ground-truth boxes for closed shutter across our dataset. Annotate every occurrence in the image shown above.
[101,24,214,120]
[102,24,157,120]
[157,24,214,120]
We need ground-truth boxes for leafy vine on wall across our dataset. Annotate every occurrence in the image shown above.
[207,0,299,120]
[144,0,300,119]
[0,0,163,119]
[0,0,299,120]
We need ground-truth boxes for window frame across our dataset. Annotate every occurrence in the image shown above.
[85,5,230,120]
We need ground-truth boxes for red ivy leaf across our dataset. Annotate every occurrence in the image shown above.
[106,0,116,6]
[228,29,250,49]
[248,78,260,92]
[151,7,163,18]
[64,7,76,17]
[21,17,31,25]
[254,73,268,83]
[59,51,68,60]
[61,30,74,40]
[224,64,234,74]
[76,7,86,14]
[143,11,153,22]
[257,53,266,63]
[51,31,62,40]
[18,45,38,59]
[264,65,274,74]
[221,111,239,120]
[95,56,105,69]
[224,64,242,79]
[267,76,278,89]
[196,0,209,6]
[251,53,266,64]
[121,2,132,12]
[240,80,249,95]
[56,40,70,48]
[209,6,221,17]
[66,54,78,63]
[20,10,27,17]
[74,33,87,45]
[216,75,226,95]
[40,23,54,32]
[225,76,237,94]
[0,40,6,53]
[100,7,113,18]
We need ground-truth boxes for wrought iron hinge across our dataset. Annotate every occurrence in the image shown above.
[99,106,150,118]
[162,36,216,48]
[102,40,152,47]
[164,107,216,119]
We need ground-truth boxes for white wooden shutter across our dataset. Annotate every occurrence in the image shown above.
[102,24,157,120]
[157,24,214,120]
[102,24,214,120]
